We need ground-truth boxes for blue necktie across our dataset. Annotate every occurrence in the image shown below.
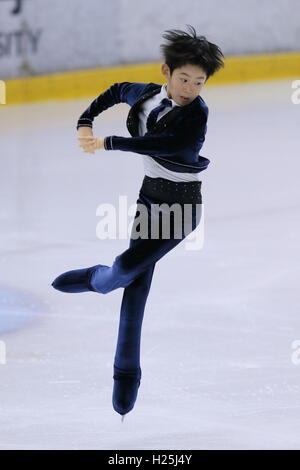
[146,97,172,131]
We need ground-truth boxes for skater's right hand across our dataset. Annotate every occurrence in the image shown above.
[77,126,95,154]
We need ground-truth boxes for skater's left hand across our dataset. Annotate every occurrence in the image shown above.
[78,136,105,153]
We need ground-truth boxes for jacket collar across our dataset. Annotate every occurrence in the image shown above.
[126,83,202,137]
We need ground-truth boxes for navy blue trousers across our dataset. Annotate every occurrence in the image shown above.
[52,177,202,416]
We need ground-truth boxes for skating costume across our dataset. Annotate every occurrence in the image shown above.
[52,81,209,418]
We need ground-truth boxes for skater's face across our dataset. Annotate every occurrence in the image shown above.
[161,63,207,106]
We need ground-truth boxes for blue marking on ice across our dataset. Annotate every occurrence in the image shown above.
[0,286,42,334]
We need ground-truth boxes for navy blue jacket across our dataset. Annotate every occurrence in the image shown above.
[76,81,210,174]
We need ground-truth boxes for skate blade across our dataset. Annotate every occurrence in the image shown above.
[121,414,126,422]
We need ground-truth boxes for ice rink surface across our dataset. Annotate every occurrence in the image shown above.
[0,79,299,450]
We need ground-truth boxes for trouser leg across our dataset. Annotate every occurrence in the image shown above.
[114,261,156,371]
[111,209,158,416]
[110,192,201,415]
[51,192,201,295]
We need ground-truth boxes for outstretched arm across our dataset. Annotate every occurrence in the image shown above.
[78,116,207,157]
[76,81,149,153]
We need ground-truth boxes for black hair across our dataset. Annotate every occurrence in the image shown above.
[160,24,224,80]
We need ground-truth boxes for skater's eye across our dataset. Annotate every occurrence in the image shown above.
[180,78,203,87]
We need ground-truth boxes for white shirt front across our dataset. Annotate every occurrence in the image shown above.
[138,83,201,182]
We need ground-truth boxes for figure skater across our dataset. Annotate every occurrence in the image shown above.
[51,25,224,419]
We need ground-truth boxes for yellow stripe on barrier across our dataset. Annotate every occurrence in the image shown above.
[2,52,300,105]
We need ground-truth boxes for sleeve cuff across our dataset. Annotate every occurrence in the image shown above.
[104,136,114,150]
[76,118,93,130]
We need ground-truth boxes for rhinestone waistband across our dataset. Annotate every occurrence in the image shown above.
[140,176,202,204]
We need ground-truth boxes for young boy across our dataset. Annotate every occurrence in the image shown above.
[52,25,224,419]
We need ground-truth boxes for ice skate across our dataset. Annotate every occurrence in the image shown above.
[51,264,107,293]
[112,365,142,416]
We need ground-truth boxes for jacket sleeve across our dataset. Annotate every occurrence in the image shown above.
[103,116,207,157]
[76,82,146,130]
